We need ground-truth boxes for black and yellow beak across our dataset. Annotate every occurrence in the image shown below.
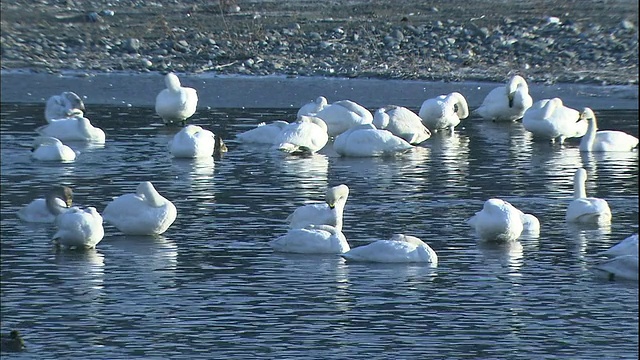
[508,93,514,108]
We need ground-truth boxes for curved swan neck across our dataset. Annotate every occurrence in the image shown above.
[579,108,597,151]
[45,186,73,216]
[165,73,182,92]
[448,92,469,119]
[137,182,165,207]
[573,168,588,199]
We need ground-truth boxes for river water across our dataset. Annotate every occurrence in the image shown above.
[1,103,638,358]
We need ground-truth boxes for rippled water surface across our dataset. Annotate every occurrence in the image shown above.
[1,104,638,359]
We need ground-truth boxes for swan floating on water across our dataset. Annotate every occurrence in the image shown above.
[17,186,73,223]
[36,116,106,143]
[102,181,177,235]
[236,120,289,145]
[593,233,638,281]
[522,98,588,144]
[287,184,349,232]
[565,168,611,225]
[45,91,85,123]
[341,234,438,264]
[468,198,525,242]
[30,136,76,162]
[169,125,226,158]
[155,72,198,125]
[314,99,373,137]
[372,105,432,145]
[599,234,638,258]
[297,96,328,118]
[418,92,469,132]
[272,116,328,154]
[333,123,413,157]
[474,75,533,122]
[579,107,639,152]
[270,224,350,254]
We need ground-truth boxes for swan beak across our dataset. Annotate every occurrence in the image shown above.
[328,203,336,209]
[508,94,514,108]
[65,198,73,207]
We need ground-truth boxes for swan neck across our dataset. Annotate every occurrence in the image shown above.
[574,176,587,199]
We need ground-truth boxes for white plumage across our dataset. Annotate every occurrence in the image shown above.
[599,234,638,258]
[31,136,76,162]
[17,186,74,223]
[102,181,177,235]
[474,75,533,122]
[342,234,438,264]
[372,105,432,145]
[155,72,198,125]
[270,224,350,254]
[236,121,289,144]
[169,125,222,158]
[297,96,328,118]
[314,99,373,137]
[287,184,349,232]
[53,206,104,249]
[272,116,328,154]
[418,92,469,132]
[468,199,524,242]
[522,98,588,144]
[333,123,413,157]
[45,91,85,123]
[579,107,639,152]
[36,116,105,143]
[565,168,612,225]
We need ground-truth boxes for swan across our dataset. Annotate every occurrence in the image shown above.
[372,105,432,144]
[522,98,588,144]
[467,198,524,242]
[287,184,349,232]
[341,234,438,264]
[418,92,469,132]
[1,330,26,352]
[102,181,177,235]
[45,91,85,123]
[598,234,638,257]
[593,254,638,281]
[474,75,533,122]
[333,123,413,157]
[517,210,541,234]
[169,125,226,158]
[565,168,612,225]
[314,99,373,137]
[17,185,73,223]
[35,116,106,143]
[30,136,76,162]
[236,120,289,144]
[272,116,328,154]
[155,72,198,125]
[45,187,104,249]
[270,224,350,254]
[579,107,639,152]
[297,96,328,118]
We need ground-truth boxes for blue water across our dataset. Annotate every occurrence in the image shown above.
[1,103,638,359]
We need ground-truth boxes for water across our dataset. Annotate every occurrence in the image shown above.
[1,103,638,359]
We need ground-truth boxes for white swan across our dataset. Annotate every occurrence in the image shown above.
[236,120,289,144]
[333,123,414,157]
[314,99,373,137]
[17,185,73,223]
[287,184,349,232]
[102,181,177,235]
[372,105,432,145]
[467,199,524,242]
[341,234,438,264]
[31,136,76,162]
[53,206,104,249]
[474,75,533,122]
[579,108,639,152]
[45,91,85,123]
[270,224,350,254]
[599,234,638,257]
[516,210,541,234]
[565,168,612,225]
[36,116,106,143]
[522,98,588,144]
[169,125,226,158]
[272,116,328,154]
[418,92,469,132]
[155,72,198,125]
[593,254,638,282]
[297,96,328,118]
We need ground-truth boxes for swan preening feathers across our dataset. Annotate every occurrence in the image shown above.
[17,186,73,223]
[474,75,533,122]
[287,184,350,232]
[372,105,432,145]
[522,98,587,144]
[565,168,612,225]
[418,92,469,132]
[155,72,198,125]
[36,116,106,143]
[314,99,373,137]
[45,91,85,123]
[467,199,538,242]
[273,116,329,154]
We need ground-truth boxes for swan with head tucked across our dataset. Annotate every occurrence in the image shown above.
[467,199,524,242]
[565,168,612,225]
[155,72,198,125]
[341,234,438,264]
[30,136,76,162]
[17,185,73,223]
[333,123,414,157]
[372,105,432,145]
[272,115,328,154]
[474,75,533,122]
[314,99,373,137]
[36,116,105,143]
[522,98,588,144]
[270,224,350,254]
[579,108,639,152]
[418,92,469,132]
[287,184,349,232]
[297,96,328,118]
[102,181,177,235]
[46,187,104,249]
[169,124,226,158]
[236,120,289,144]
[45,91,85,123]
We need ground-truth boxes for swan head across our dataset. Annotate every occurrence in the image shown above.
[390,233,426,247]
[299,115,328,133]
[165,73,182,91]
[315,96,328,107]
[31,136,62,151]
[215,135,228,157]
[449,92,469,119]
[580,107,597,126]
[326,184,349,209]
[506,75,528,107]
[45,185,73,215]
[62,91,85,114]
